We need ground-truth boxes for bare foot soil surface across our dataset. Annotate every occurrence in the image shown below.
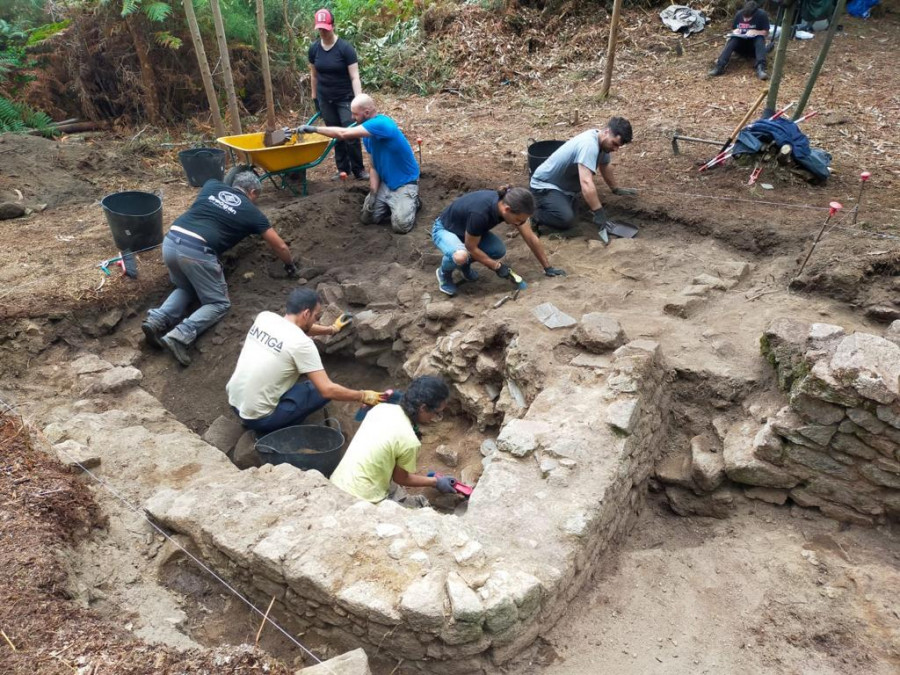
[1,7,899,674]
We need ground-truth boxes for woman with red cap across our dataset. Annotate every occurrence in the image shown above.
[308,8,368,180]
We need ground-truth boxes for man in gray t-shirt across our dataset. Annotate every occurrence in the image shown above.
[530,117,635,243]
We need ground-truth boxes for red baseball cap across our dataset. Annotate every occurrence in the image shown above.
[314,8,334,30]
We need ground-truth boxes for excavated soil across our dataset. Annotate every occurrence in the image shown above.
[1,7,899,674]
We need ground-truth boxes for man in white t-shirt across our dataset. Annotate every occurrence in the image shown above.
[226,288,387,435]
[529,117,635,243]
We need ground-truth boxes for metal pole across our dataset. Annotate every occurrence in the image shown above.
[600,0,624,99]
[765,1,796,115]
[793,0,847,119]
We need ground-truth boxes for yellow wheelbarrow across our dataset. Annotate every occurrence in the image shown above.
[217,113,346,196]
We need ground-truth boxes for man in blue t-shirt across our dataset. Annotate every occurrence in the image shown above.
[142,172,298,367]
[709,1,771,80]
[300,94,420,234]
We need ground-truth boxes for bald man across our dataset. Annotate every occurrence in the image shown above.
[300,94,420,234]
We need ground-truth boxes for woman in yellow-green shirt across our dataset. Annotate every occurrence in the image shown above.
[330,375,458,507]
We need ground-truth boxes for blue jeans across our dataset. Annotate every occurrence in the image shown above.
[238,381,329,435]
[431,218,506,274]
[146,235,231,345]
[317,95,364,175]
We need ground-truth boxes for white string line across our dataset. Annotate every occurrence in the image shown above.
[0,395,331,670]
[638,186,831,211]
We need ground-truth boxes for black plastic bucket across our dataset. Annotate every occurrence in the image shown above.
[101,191,163,252]
[255,421,345,477]
[178,147,226,187]
[527,139,565,175]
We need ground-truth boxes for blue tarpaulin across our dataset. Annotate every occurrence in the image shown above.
[733,117,831,181]
[848,0,879,18]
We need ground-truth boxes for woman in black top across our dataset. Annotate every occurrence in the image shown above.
[431,186,566,297]
[308,8,367,179]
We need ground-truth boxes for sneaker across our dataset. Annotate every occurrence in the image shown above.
[708,65,725,76]
[436,268,457,297]
[354,170,370,181]
[756,65,769,80]
[459,264,479,282]
[141,321,164,350]
[161,335,192,366]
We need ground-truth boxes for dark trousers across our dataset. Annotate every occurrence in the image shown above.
[532,189,578,230]
[317,95,364,175]
[716,36,767,69]
[239,381,329,436]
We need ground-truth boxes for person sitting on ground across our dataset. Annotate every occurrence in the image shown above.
[529,117,636,244]
[226,288,386,436]
[307,8,368,181]
[709,1,770,81]
[432,186,566,297]
[142,172,297,367]
[330,375,458,508]
[299,93,420,234]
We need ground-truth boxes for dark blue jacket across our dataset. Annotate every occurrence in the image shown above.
[733,118,831,181]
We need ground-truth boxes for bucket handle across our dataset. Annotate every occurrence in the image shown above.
[322,417,343,435]
[527,137,536,146]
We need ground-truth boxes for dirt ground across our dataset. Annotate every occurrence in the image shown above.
[1,7,899,674]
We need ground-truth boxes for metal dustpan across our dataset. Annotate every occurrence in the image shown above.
[607,220,639,239]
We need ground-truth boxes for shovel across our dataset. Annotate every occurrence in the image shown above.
[257,0,283,147]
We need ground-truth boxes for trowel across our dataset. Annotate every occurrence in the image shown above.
[606,220,639,239]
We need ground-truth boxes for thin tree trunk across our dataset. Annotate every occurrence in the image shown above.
[183,0,227,138]
[600,0,623,99]
[257,0,276,131]
[794,0,847,119]
[124,13,162,125]
[281,0,297,78]
[209,0,242,134]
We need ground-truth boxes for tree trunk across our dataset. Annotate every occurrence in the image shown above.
[794,0,847,119]
[257,0,276,131]
[124,13,162,125]
[600,0,623,99]
[183,0,227,139]
[208,0,242,134]
[281,0,297,78]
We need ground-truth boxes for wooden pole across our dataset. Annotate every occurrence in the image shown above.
[600,0,623,99]
[209,0,242,134]
[718,87,769,152]
[183,0,226,139]
[765,0,796,115]
[256,0,277,132]
[793,0,847,119]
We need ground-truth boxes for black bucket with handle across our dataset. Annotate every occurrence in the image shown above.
[101,191,163,253]
[178,147,226,187]
[527,139,565,175]
[255,419,345,477]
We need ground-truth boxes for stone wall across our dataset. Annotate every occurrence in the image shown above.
[144,329,671,673]
[656,319,900,524]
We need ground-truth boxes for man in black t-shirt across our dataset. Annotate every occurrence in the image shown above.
[142,172,297,367]
[709,1,771,80]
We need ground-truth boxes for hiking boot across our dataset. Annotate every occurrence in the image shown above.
[161,335,192,367]
[436,268,457,297]
[708,64,725,76]
[354,170,370,180]
[756,65,769,80]
[141,321,165,350]
[459,264,479,282]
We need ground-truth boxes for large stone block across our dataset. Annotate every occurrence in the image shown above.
[572,313,625,353]
[690,435,725,492]
[790,393,845,426]
[724,420,799,489]
[847,407,886,435]
[665,486,735,518]
[794,361,863,408]
[355,311,396,342]
[752,423,785,465]
[830,433,878,460]
[446,572,484,624]
[761,317,810,389]
[296,648,371,675]
[606,397,641,436]
[830,333,900,404]
[336,581,401,625]
[53,439,101,469]
[202,415,245,454]
[784,444,858,481]
[399,571,446,632]
[655,447,694,489]
[859,463,900,489]
[496,420,551,457]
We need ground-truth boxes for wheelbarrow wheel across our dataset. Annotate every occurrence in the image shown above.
[223,164,256,186]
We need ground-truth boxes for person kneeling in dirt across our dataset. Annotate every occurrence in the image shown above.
[142,172,297,367]
[226,288,387,435]
[432,186,566,297]
[298,93,420,234]
[530,117,636,244]
[330,375,458,508]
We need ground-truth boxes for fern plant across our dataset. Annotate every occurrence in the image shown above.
[0,95,57,136]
